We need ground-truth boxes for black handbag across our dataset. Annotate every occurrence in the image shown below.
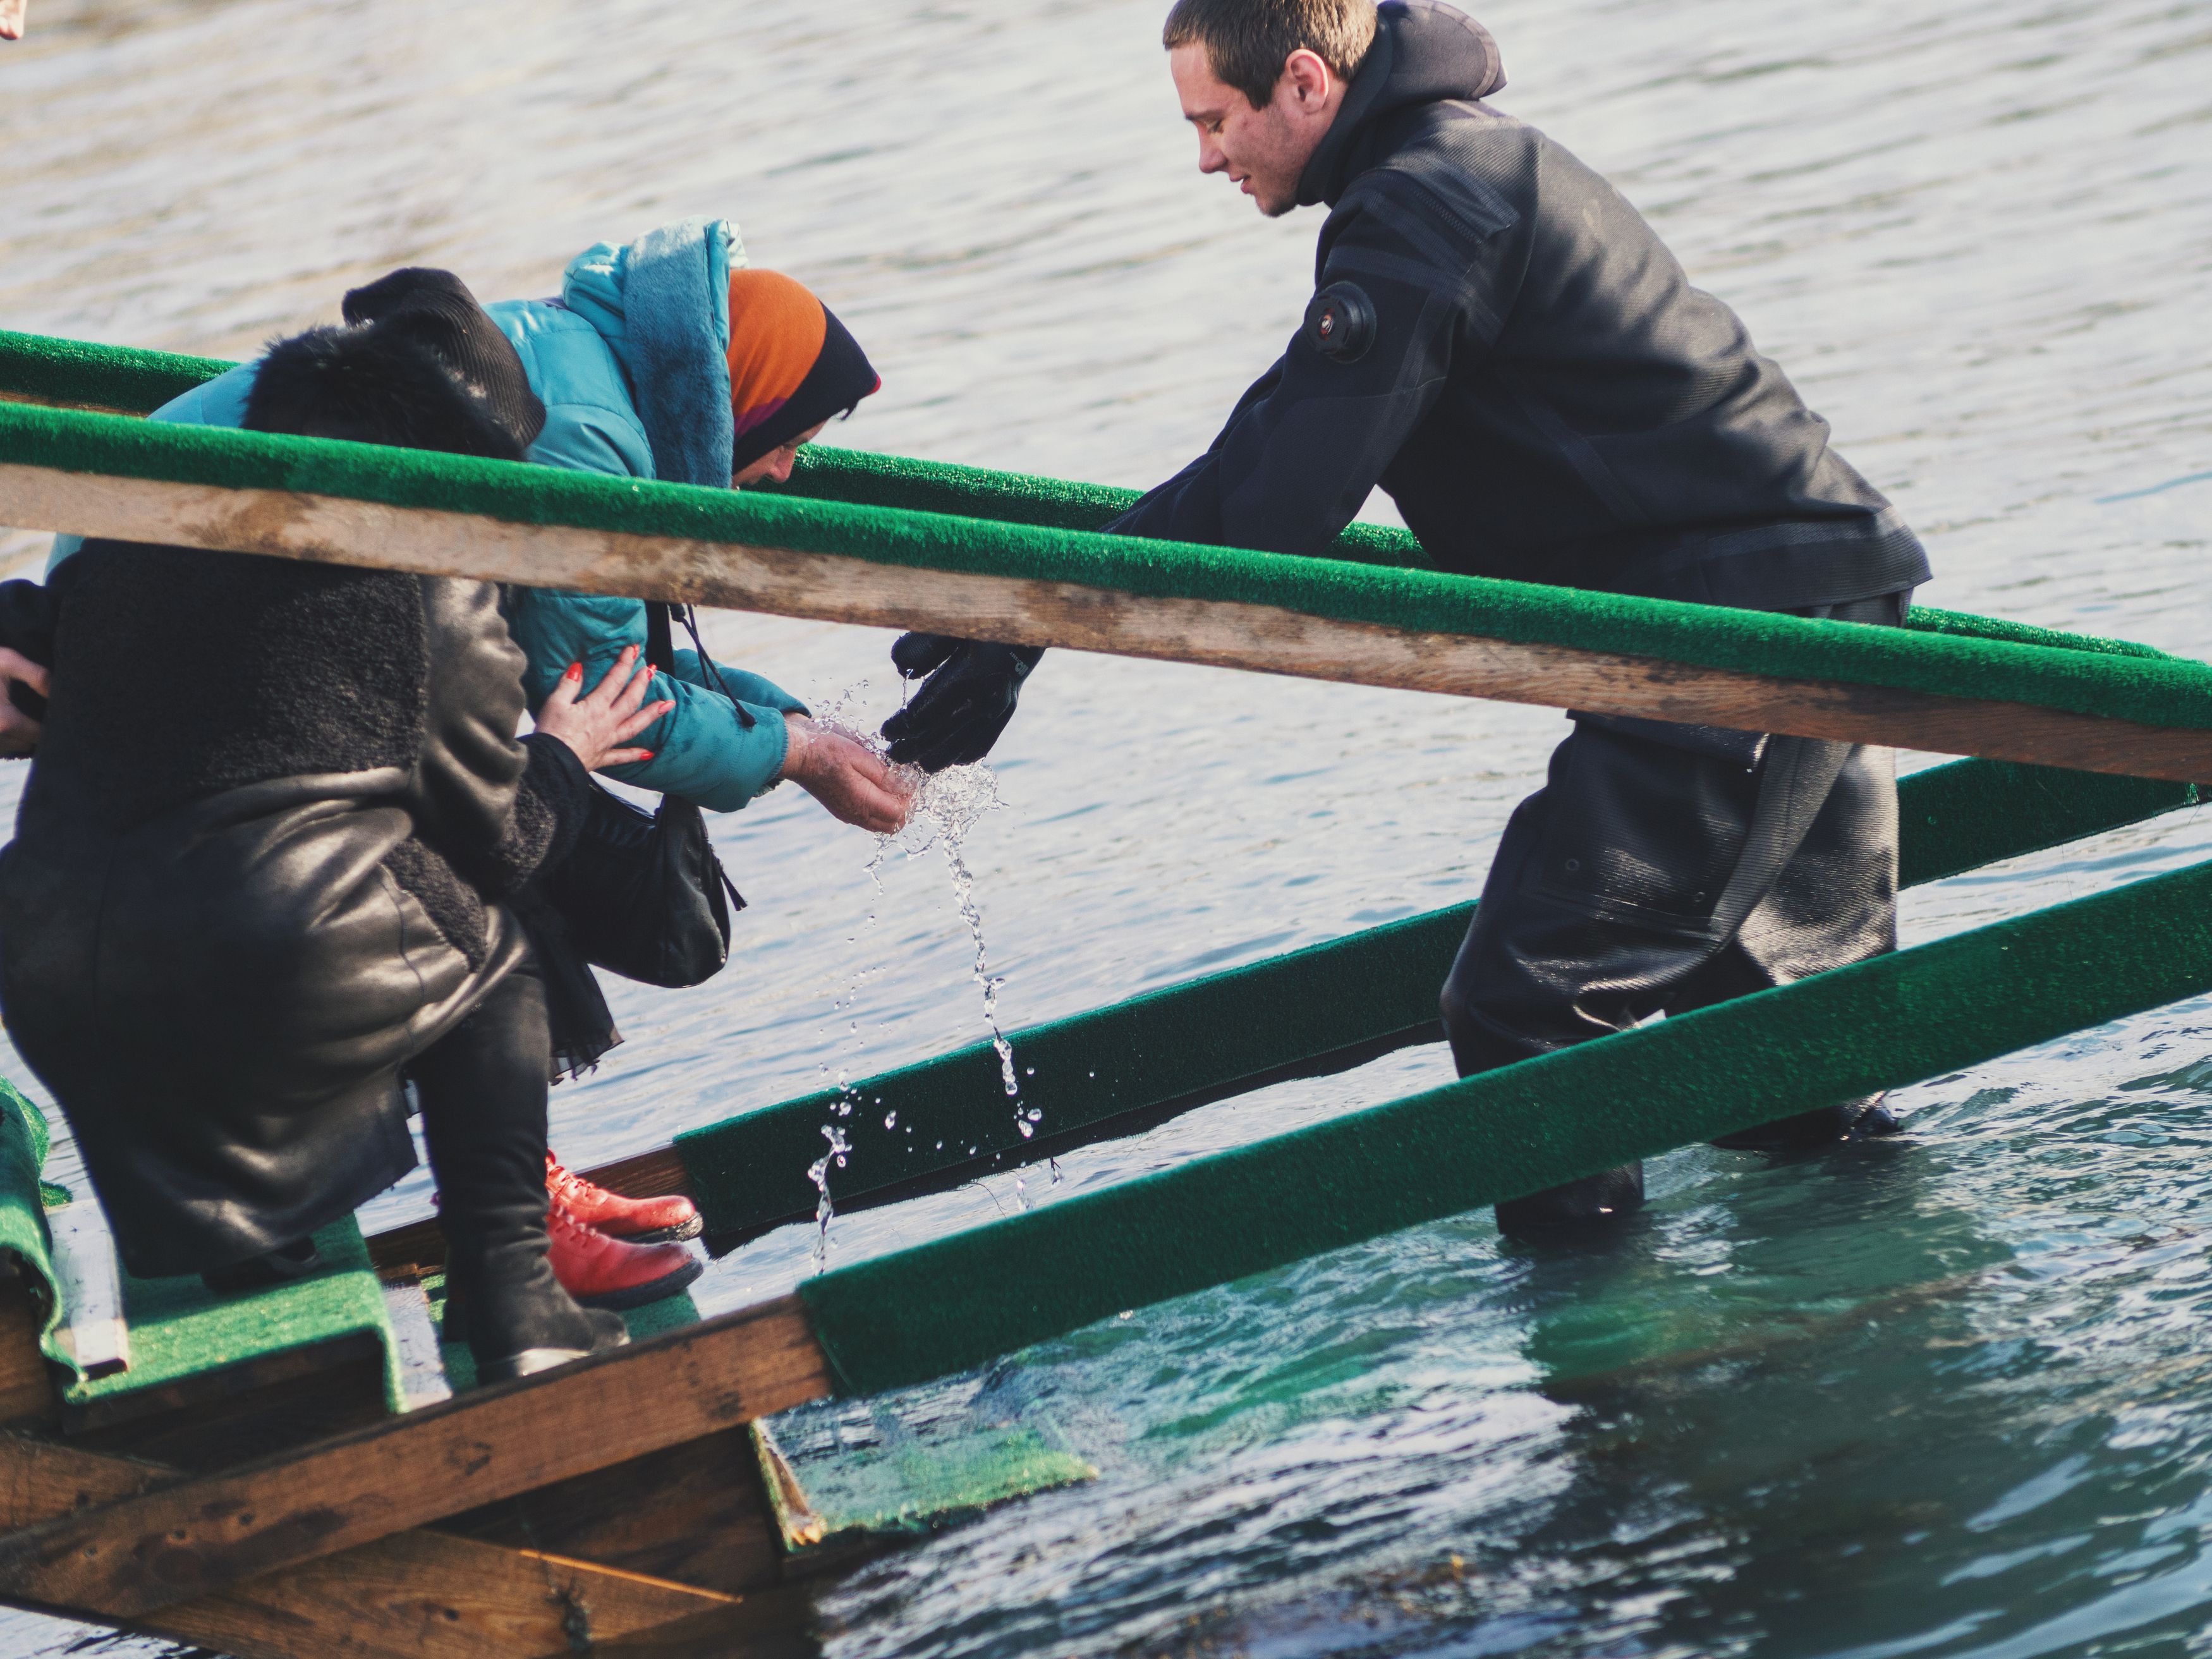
[540,603,746,988]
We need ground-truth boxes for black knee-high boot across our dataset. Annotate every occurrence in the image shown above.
[410,959,626,1382]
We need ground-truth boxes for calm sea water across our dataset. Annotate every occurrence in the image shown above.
[4,0,2212,1653]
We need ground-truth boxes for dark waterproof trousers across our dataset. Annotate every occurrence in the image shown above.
[1440,594,1905,1220]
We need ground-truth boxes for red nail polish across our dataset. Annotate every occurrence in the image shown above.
[637,750,655,760]
[564,662,582,681]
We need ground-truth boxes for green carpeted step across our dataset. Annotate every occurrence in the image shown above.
[0,329,233,415]
[0,331,2189,670]
[64,1218,406,1415]
[798,849,2212,1399]
[674,759,2196,1244]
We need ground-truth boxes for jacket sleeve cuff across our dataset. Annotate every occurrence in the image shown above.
[600,692,792,811]
[493,731,595,888]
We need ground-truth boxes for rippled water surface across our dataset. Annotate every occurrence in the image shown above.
[4,0,2212,1653]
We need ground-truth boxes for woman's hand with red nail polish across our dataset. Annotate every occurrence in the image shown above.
[535,645,669,772]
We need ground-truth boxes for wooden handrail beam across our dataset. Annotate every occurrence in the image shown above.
[3,461,2208,780]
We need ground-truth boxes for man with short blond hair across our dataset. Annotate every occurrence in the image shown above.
[886,0,1926,1234]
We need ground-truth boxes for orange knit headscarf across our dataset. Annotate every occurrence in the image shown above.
[726,270,829,443]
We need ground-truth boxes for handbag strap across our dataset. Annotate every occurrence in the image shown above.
[645,601,677,675]
[647,600,757,731]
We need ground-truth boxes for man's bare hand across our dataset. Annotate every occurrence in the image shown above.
[781,714,912,834]
[0,0,28,42]
[0,648,49,757]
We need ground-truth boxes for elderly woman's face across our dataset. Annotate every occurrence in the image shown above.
[734,421,829,488]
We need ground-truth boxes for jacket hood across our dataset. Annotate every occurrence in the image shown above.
[561,217,746,487]
[1297,1,1506,208]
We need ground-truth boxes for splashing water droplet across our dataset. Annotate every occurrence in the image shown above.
[884,1110,897,1130]
[814,699,1039,1147]
[807,1122,852,1270]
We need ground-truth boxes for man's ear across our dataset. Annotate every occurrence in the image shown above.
[1282,47,1334,109]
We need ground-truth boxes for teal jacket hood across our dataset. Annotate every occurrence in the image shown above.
[560,217,743,487]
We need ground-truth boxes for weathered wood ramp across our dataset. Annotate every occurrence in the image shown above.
[0,1274,837,1656]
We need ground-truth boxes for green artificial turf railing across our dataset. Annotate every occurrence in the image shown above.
[8,396,2212,742]
[0,328,2183,662]
[672,758,2196,1246]
[799,847,2212,1397]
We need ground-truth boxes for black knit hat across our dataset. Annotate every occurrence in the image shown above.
[729,300,880,476]
[340,267,547,451]
[245,321,530,460]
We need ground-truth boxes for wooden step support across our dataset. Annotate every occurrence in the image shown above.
[3,457,2210,781]
[0,1433,807,1659]
[0,1275,835,1653]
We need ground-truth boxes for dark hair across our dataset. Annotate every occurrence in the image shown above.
[1162,0,1378,108]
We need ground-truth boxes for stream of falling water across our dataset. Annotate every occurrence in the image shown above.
[804,690,1026,1262]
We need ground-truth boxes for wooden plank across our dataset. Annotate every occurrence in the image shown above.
[64,1331,392,1471]
[0,388,144,420]
[45,1203,129,1380]
[0,1273,59,1431]
[440,1426,784,1596]
[132,1538,769,1659]
[2,462,2206,781]
[0,1293,831,1618]
[0,1433,764,1659]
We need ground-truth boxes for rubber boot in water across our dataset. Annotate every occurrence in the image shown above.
[1495,1162,1646,1239]
[1710,1092,1901,1152]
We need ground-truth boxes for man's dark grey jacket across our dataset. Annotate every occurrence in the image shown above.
[1111,0,1928,611]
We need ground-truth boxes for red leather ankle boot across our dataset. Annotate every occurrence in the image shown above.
[545,1199,703,1311]
[546,1152,704,1243]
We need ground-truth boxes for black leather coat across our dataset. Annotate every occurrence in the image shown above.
[1112,0,1929,611]
[0,540,590,1275]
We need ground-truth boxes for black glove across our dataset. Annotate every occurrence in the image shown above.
[880,633,1043,771]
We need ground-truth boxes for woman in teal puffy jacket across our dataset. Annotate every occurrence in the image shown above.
[51,217,906,832]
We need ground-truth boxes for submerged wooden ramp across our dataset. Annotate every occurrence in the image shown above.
[1,328,2210,1655]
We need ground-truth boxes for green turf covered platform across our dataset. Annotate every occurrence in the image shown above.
[753,1380,1095,1572]
[61,1218,406,1418]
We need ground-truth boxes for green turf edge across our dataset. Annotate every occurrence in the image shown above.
[0,1082,65,1379]
[0,330,236,413]
[799,851,2212,1399]
[770,444,1435,569]
[7,402,2212,732]
[676,760,2197,1238]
